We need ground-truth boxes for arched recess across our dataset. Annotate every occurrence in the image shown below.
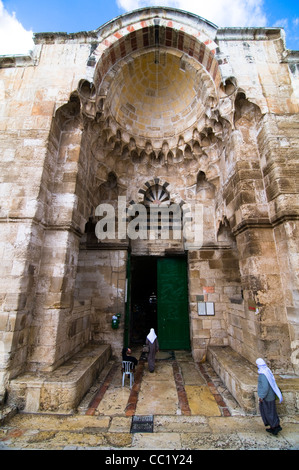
[71,11,231,361]
[73,9,275,361]
[50,32,271,365]
[79,8,222,154]
[92,8,220,87]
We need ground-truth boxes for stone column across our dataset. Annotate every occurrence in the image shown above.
[0,126,50,400]
[26,97,89,371]
[28,228,85,371]
[258,113,299,373]
[235,226,292,371]
[274,221,299,373]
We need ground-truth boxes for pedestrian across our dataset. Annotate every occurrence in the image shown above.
[122,347,138,368]
[146,328,159,372]
[256,358,283,435]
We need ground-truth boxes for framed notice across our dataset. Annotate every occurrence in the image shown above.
[198,302,215,316]
[206,302,215,316]
[198,302,206,316]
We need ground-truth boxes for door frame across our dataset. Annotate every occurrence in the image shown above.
[125,254,190,349]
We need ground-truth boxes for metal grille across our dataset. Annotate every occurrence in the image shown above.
[130,415,154,433]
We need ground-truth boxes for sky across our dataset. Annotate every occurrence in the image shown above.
[0,0,298,55]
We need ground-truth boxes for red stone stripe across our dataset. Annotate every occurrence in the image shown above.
[198,363,231,417]
[172,360,191,416]
[125,360,145,416]
[85,363,119,416]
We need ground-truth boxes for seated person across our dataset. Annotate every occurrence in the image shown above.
[122,347,138,368]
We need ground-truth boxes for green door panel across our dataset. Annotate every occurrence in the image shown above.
[157,257,190,349]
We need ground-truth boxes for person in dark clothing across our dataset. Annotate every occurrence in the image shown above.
[256,358,283,435]
[146,328,159,372]
[122,347,138,367]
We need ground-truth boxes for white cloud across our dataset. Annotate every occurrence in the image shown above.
[116,0,267,27]
[273,16,299,50]
[273,18,288,29]
[0,1,34,55]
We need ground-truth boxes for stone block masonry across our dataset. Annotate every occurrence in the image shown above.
[0,7,298,413]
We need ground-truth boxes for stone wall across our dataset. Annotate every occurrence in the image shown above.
[0,8,298,407]
[188,246,243,362]
[0,38,91,393]
[74,248,128,357]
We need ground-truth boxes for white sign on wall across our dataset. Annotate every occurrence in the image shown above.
[198,302,215,316]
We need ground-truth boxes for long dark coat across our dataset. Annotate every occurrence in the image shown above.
[146,337,159,372]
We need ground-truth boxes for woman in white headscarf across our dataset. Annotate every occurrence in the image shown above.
[256,358,283,435]
[146,328,159,373]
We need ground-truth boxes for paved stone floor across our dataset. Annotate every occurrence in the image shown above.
[0,350,298,450]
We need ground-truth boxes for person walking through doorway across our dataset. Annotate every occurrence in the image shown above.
[146,328,159,373]
[256,358,283,435]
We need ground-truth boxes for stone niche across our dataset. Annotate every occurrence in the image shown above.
[0,7,299,414]
[74,248,128,358]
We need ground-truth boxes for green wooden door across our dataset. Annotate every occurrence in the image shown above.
[157,257,190,349]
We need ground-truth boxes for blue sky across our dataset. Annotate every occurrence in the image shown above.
[0,0,298,55]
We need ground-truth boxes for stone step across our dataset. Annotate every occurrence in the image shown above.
[8,343,111,414]
[207,345,299,415]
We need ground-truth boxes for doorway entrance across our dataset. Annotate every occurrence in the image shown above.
[130,256,157,344]
[129,256,190,350]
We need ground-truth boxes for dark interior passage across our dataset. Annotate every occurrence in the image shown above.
[130,256,157,344]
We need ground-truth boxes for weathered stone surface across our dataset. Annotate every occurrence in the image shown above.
[208,345,299,414]
[8,344,111,413]
[0,7,298,412]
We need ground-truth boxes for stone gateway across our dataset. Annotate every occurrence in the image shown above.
[0,7,298,413]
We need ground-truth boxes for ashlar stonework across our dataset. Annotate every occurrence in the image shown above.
[0,7,298,412]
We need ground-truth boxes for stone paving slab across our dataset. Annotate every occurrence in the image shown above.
[136,363,178,415]
[1,351,298,450]
[185,385,221,416]
[130,431,181,450]
[154,415,210,433]
[180,361,206,386]
[0,413,298,450]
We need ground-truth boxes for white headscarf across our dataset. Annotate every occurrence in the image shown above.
[256,358,283,403]
[147,328,157,344]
